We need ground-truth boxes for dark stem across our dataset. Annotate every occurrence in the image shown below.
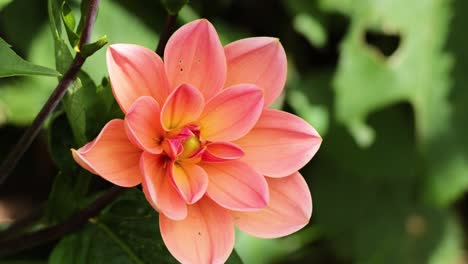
[0,186,124,257]
[156,14,178,56]
[78,0,100,48]
[0,0,101,186]
[0,55,85,184]
[0,206,43,240]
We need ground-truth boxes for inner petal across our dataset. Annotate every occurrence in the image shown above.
[162,125,204,161]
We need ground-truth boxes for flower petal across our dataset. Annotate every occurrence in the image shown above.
[224,37,287,107]
[234,109,322,177]
[169,161,208,204]
[231,172,312,238]
[125,96,164,154]
[160,84,205,131]
[140,152,187,220]
[71,119,142,187]
[202,142,244,162]
[198,84,264,142]
[164,19,226,100]
[107,44,170,112]
[202,161,269,211]
[160,197,234,264]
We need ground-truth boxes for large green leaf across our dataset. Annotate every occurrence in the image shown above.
[0,37,59,78]
[49,189,243,264]
[320,0,453,147]
[317,0,468,206]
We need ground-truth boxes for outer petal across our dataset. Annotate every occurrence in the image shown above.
[202,161,269,211]
[198,84,264,142]
[71,119,142,187]
[224,37,287,107]
[202,142,244,162]
[169,162,208,204]
[161,84,205,131]
[125,96,164,154]
[234,109,322,177]
[107,44,170,112]
[140,152,187,220]
[164,19,226,100]
[231,172,312,238]
[160,197,235,264]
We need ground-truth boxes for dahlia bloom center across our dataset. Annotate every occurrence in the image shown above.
[162,125,203,160]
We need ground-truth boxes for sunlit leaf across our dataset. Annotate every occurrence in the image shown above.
[61,1,79,48]
[293,14,327,48]
[0,37,59,78]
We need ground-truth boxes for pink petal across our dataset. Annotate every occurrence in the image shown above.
[71,119,142,187]
[125,96,164,154]
[164,19,226,100]
[234,109,322,177]
[202,142,244,162]
[160,84,205,131]
[160,197,234,264]
[140,152,187,220]
[224,37,287,107]
[198,84,264,142]
[169,161,209,204]
[231,172,312,238]
[107,44,171,112]
[202,161,269,211]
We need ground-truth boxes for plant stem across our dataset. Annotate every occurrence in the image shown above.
[0,55,84,184]
[78,0,100,48]
[0,206,43,240]
[0,0,101,186]
[156,14,178,56]
[0,185,124,257]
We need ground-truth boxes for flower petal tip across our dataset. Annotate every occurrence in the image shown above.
[71,148,97,174]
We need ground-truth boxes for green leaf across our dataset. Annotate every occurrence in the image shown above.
[48,0,74,73]
[62,74,122,147]
[80,34,108,57]
[0,0,13,11]
[62,71,95,145]
[421,0,468,206]
[160,0,189,15]
[0,24,58,125]
[293,13,327,48]
[49,189,243,264]
[286,62,332,136]
[45,171,90,224]
[0,37,59,77]
[318,0,468,206]
[61,1,79,48]
[48,112,77,173]
[428,215,464,264]
[47,112,92,223]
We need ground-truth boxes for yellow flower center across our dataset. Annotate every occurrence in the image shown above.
[179,135,201,159]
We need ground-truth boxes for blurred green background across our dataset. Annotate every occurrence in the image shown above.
[1,0,468,263]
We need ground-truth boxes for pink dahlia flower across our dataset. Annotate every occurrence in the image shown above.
[72,19,322,264]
